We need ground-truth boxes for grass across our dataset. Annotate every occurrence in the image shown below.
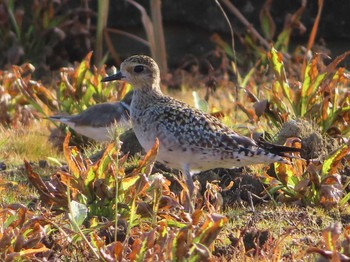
[219,204,350,260]
[0,122,63,206]
[0,122,63,166]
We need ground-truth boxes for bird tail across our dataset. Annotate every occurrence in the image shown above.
[256,140,302,158]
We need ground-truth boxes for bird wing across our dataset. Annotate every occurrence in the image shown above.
[154,96,257,151]
[67,103,129,127]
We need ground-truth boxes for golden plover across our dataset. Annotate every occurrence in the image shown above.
[49,91,133,141]
[101,55,300,197]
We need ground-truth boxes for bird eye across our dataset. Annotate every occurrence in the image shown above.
[134,65,144,73]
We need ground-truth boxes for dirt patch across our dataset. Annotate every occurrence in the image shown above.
[194,167,265,208]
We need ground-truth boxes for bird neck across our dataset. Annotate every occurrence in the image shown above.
[131,86,164,109]
[135,80,163,95]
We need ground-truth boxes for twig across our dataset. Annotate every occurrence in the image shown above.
[219,0,270,50]
[105,27,150,47]
[151,0,168,75]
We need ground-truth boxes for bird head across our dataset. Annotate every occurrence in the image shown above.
[101,55,160,91]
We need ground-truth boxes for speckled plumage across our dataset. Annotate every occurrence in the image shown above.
[101,55,299,201]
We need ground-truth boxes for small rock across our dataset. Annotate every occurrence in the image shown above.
[0,162,6,171]
[39,160,48,168]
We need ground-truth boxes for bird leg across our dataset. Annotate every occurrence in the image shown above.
[182,164,194,213]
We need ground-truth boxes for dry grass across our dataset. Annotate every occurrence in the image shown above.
[0,122,63,205]
[0,122,63,165]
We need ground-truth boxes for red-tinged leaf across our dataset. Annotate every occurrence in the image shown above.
[192,210,204,226]
[320,175,343,207]
[307,163,322,188]
[0,229,13,251]
[306,247,336,259]
[166,230,176,260]
[130,138,159,177]
[101,241,124,262]
[210,110,225,119]
[133,174,150,197]
[94,179,114,200]
[300,0,322,75]
[91,232,104,250]
[23,232,43,250]
[113,241,124,262]
[174,226,190,260]
[6,244,49,260]
[321,95,330,122]
[13,233,24,252]
[195,214,228,247]
[119,175,140,195]
[325,50,350,74]
[235,102,257,122]
[305,0,323,54]
[5,205,27,229]
[24,160,64,206]
[118,153,129,170]
[322,141,350,176]
[91,65,103,91]
[136,202,153,217]
[274,163,296,186]
[268,48,293,106]
[95,142,118,180]
[189,243,210,261]
[322,223,342,251]
[145,229,157,250]
[31,82,57,109]
[157,220,168,250]
[128,238,142,260]
[284,137,302,149]
[283,137,305,176]
[294,178,310,193]
[63,132,87,178]
[300,54,326,116]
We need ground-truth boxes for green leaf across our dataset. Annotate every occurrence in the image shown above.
[46,157,63,167]
[75,52,93,97]
[268,48,294,110]
[97,143,117,181]
[339,191,350,207]
[300,56,326,116]
[240,66,256,88]
[69,200,87,227]
[322,143,349,176]
[120,176,140,193]
[82,84,97,107]
[85,168,96,187]
[192,91,208,112]
[189,243,210,262]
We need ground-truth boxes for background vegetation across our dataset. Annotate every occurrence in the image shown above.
[0,0,349,260]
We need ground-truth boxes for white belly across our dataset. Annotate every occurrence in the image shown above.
[69,124,113,141]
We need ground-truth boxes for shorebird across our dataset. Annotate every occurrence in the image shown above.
[101,55,300,207]
[49,91,133,141]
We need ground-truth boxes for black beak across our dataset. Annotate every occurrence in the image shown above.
[101,71,125,82]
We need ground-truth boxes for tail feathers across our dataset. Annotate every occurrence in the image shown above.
[48,116,61,120]
[256,140,302,157]
[48,115,70,121]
